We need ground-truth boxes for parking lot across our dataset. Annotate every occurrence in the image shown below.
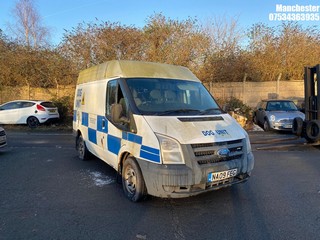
[0,128,320,240]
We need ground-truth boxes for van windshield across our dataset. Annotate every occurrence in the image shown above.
[126,78,222,116]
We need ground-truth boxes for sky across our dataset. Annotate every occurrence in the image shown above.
[1,0,320,45]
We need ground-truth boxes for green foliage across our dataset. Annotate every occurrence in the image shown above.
[51,96,74,124]
[220,97,252,119]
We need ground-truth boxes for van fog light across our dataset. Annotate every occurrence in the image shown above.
[163,186,175,192]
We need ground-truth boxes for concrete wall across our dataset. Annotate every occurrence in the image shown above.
[0,85,75,104]
[204,80,304,107]
[1,80,305,108]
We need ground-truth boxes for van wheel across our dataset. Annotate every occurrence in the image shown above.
[76,134,90,160]
[27,116,39,128]
[122,157,147,202]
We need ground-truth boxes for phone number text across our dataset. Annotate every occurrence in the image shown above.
[269,13,320,21]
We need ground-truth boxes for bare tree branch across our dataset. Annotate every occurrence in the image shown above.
[8,0,50,48]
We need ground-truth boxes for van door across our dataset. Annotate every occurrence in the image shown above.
[99,79,130,169]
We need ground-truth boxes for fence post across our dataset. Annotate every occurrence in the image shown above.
[276,73,282,98]
[55,78,59,98]
[243,73,247,104]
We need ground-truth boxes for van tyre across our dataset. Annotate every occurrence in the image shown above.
[76,134,90,160]
[305,120,320,143]
[292,117,303,136]
[122,157,147,202]
[27,116,39,128]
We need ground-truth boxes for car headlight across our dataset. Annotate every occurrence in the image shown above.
[270,115,276,121]
[156,134,185,164]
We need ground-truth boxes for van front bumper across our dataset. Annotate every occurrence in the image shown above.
[137,152,254,198]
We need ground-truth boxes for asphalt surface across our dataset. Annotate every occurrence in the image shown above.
[0,128,320,240]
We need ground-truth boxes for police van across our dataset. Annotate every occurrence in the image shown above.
[73,60,254,202]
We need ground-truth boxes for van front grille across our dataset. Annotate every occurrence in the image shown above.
[191,139,244,165]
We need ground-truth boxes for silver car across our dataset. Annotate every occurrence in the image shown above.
[0,127,7,148]
[253,100,305,131]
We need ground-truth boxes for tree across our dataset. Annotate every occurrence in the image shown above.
[199,16,245,82]
[277,22,320,80]
[143,13,209,71]
[246,23,281,81]
[59,21,145,70]
[246,22,320,81]
[8,0,50,48]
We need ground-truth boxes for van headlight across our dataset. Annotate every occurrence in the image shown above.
[156,134,185,164]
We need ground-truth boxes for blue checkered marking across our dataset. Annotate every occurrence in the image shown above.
[82,112,89,126]
[88,128,97,144]
[140,145,160,163]
[122,132,142,144]
[73,110,77,122]
[107,134,121,155]
[97,115,108,133]
[78,112,161,163]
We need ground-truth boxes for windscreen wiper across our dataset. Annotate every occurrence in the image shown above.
[157,109,201,116]
[200,108,222,115]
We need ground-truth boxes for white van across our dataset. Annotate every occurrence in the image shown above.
[73,60,254,201]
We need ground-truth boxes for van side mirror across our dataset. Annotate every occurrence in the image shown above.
[111,103,130,124]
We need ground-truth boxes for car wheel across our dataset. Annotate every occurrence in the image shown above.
[263,120,270,131]
[122,157,147,202]
[76,134,90,160]
[292,117,303,136]
[27,116,39,128]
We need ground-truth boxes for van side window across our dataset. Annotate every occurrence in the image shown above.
[106,80,129,121]
[106,80,117,115]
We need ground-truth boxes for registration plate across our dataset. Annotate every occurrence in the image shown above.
[208,169,237,182]
[284,124,292,128]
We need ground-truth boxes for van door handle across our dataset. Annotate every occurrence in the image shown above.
[102,119,106,129]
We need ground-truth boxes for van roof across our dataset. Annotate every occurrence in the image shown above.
[77,60,199,84]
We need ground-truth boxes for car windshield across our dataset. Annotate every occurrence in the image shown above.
[266,101,298,111]
[126,78,222,116]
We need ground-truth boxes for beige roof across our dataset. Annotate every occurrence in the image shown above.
[77,60,199,84]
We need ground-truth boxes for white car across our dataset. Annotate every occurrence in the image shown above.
[0,127,7,148]
[0,100,60,128]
